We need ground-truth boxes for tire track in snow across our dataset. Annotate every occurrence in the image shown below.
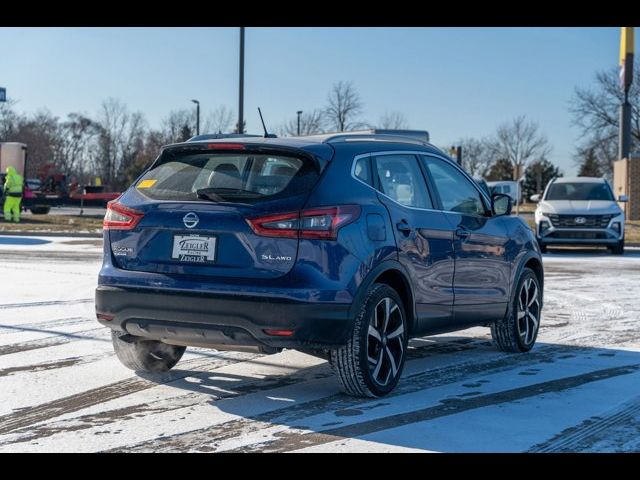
[0,338,71,356]
[227,363,640,453]
[0,299,93,310]
[115,344,592,452]
[529,395,640,452]
[0,338,488,444]
[0,354,260,436]
[0,325,109,346]
[0,317,92,335]
[0,251,102,263]
[0,357,85,378]
[0,326,111,355]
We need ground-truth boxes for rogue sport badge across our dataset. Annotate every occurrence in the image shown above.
[183,212,199,229]
[574,217,587,224]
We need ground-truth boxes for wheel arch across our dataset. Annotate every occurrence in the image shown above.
[515,252,544,308]
[351,260,416,336]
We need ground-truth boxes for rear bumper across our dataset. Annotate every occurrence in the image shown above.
[95,286,353,350]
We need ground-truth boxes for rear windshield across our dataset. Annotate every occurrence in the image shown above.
[545,182,614,201]
[135,151,318,203]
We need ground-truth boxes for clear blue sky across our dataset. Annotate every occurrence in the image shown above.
[0,27,631,174]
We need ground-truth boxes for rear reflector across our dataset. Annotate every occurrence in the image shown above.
[96,313,114,321]
[247,205,360,240]
[103,202,144,230]
[207,143,245,150]
[264,329,294,337]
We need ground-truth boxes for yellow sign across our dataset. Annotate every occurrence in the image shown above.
[137,179,157,189]
[620,27,635,64]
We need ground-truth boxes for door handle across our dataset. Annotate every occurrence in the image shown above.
[396,220,413,234]
[456,228,471,239]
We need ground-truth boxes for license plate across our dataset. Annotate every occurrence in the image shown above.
[171,235,216,264]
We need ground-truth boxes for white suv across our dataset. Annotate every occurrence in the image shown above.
[532,177,627,254]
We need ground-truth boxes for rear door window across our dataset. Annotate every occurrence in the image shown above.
[372,154,433,209]
[135,151,317,203]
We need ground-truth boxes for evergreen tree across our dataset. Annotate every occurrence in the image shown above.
[522,158,562,198]
[486,158,514,181]
[576,148,603,177]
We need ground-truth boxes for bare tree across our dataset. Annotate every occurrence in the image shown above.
[456,137,496,178]
[279,109,325,136]
[160,109,194,143]
[202,105,234,134]
[494,116,552,181]
[8,110,61,178]
[570,66,640,176]
[324,81,367,132]
[92,98,146,188]
[123,129,166,186]
[55,113,97,181]
[377,111,409,130]
[0,100,22,141]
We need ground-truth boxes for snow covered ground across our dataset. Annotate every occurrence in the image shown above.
[1,236,639,452]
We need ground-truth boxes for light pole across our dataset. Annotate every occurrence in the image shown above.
[191,99,200,136]
[237,27,245,134]
[619,27,634,161]
[296,110,303,136]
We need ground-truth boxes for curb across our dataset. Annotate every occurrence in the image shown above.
[0,230,103,238]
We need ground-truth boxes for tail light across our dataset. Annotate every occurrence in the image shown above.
[247,205,360,240]
[103,201,144,230]
[207,143,245,150]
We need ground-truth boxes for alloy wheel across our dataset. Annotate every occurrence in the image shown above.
[367,297,406,387]
[517,277,540,346]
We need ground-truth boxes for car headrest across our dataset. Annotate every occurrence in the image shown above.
[208,163,241,189]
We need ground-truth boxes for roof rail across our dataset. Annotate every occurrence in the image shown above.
[311,129,430,146]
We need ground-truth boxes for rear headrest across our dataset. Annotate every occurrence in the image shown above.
[271,165,296,177]
[384,161,408,175]
[208,163,241,189]
[214,163,240,177]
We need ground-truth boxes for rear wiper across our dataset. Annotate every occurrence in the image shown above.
[197,187,265,199]
[196,188,225,202]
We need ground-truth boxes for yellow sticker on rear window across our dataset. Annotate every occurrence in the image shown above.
[137,179,157,189]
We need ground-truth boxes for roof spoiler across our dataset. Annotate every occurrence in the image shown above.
[187,133,267,142]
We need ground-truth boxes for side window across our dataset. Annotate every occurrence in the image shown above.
[422,156,487,216]
[354,157,372,185]
[373,154,432,209]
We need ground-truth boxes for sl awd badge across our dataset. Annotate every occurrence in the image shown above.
[183,212,199,229]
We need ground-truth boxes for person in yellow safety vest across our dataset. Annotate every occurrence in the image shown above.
[3,166,24,223]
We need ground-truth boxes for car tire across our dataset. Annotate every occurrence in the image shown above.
[30,206,50,215]
[329,283,408,398]
[111,331,186,372]
[491,268,541,353]
[609,239,624,255]
[257,345,282,355]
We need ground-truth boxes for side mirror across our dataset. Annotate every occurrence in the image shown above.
[530,194,541,203]
[492,193,513,216]
[618,194,629,202]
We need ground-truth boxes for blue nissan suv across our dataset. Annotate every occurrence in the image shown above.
[96,131,543,397]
